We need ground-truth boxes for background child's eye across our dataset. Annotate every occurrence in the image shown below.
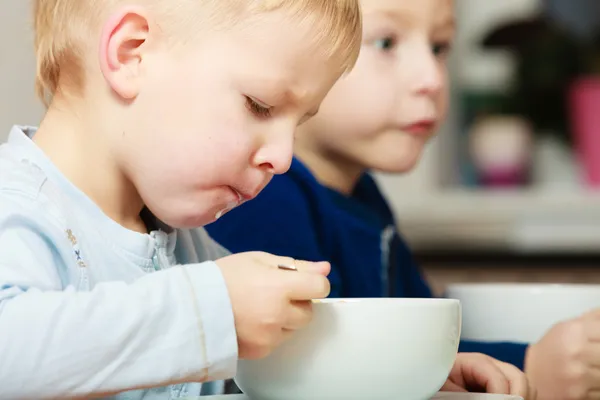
[245,96,272,118]
[374,37,396,51]
[432,41,452,58]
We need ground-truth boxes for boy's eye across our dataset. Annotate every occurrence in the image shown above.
[245,96,272,118]
[432,41,452,58]
[374,37,396,51]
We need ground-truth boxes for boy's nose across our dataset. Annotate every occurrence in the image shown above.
[416,68,443,96]
[409,48,443,96]
[253,131,294,175]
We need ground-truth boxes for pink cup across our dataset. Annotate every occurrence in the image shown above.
[569,77,600,188]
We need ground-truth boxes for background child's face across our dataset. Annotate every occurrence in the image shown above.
[297,0,455,175]
[116,11,344,228]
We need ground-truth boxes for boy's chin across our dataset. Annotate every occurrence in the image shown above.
[150,208,214,230]
[146,194,241,229]
[372,151,423,174]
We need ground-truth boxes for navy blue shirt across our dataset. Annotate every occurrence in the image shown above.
[207,157,528,370]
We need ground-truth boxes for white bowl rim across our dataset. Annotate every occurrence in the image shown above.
[314,298,459,305]
[446,283,600,293]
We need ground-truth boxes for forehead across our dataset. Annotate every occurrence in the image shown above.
[237,9,344,66]
[361,0,454,28]
[210,9,344,99]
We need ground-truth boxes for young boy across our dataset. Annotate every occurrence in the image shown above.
[0,0,362,398]
[207,0,537,397]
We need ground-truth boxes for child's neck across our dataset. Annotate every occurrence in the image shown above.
[33,98,148,234]
[295,147,365,195]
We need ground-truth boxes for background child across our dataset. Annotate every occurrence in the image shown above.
[0,0,362,398]
[204,0,536,395]
[207,0,600,398]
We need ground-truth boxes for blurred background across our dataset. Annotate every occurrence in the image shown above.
[3,0,600,294]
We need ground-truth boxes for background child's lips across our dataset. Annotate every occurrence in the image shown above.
[401,119,437,135]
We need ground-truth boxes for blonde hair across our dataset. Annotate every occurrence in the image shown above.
[33,0,362,107]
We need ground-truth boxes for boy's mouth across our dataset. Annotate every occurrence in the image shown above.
[401,119,437,135]
[234,184,266,203]
[215,202,238,220]
[214,189,244,220]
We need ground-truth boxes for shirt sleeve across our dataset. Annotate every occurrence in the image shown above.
[0,206,237,399]
[459,340,529,371]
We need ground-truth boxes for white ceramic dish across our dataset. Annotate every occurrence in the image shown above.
[445,283,600,343]
[234,298,461,400]
[198,392,523,400]
[434,394,522,400]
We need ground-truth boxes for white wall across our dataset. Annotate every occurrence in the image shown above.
[0,0,44,142]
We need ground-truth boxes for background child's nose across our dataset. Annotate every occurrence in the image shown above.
[412,55,443,96]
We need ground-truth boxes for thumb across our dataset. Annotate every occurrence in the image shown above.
[294,259,331,276]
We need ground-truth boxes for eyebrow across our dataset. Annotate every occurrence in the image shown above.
[364,9,415,28]
[435,17,456,32]
[364,9,456,33]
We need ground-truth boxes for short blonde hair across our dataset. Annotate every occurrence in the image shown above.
[33,0,362,107]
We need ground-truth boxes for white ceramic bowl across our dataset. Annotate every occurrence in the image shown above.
[434,394,523,400]
[234,298,461,400]
[201,393,523,400]
[445,283,600,343]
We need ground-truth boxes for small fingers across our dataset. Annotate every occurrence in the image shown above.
[283,300,313,330]
[282,270,331,300]
[495,360,531,398]
[450,353,510,394]
[290,258,331,276]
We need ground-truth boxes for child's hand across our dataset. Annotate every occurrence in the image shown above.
[441,352,535,399]
[525,309,600,400]
[216,251,330,360]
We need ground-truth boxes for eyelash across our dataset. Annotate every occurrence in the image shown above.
[245,96,272,118]
[373,35,453,61]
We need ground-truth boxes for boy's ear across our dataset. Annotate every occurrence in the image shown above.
[99,7,151,100]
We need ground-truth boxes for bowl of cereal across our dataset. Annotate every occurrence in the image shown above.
[234,298,461,400]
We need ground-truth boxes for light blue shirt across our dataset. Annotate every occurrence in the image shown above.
[0,126,238,399]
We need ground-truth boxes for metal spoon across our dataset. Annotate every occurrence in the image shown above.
[277,263,297,271]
